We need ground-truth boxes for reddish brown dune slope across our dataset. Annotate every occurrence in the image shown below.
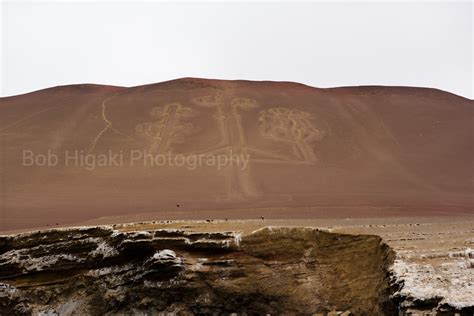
[0,78,472,230]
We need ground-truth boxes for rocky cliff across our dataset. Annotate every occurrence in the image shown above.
[0,225,396,315]
[1,224,473,315]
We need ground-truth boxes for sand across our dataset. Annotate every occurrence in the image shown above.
[0,78,472,231]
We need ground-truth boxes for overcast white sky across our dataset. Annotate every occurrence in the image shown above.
[1,1,472,98]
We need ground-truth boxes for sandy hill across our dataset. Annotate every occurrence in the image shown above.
[0,78,472,230]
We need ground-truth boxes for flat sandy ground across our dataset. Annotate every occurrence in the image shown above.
[3,214,474,240]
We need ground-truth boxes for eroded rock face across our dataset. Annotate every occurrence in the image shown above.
[389,246,474,315]
[0,226,395,315]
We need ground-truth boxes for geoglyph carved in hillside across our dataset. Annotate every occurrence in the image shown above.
[135,103,199,154]
[191,95,260,199]
[90,94,324,200]
[191,96,324,164]
[258,107,324,163]
[190,95,324,199]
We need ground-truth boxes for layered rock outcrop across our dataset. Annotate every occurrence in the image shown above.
[0,226,394,315]
[1,224,473,315]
